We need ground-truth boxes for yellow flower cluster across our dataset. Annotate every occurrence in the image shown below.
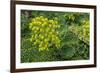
[82,20,90,44]
[29,16,61,51]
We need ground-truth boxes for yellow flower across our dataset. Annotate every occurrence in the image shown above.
[55,21,58,24]
[49,24,52,27]
[34,41,37,45]
[57,25,60,28]
[40,35,44,39]
[44,39,48,42]
[39,44,42,47]
[44,18,48,21]
[32,27,35,31]
[29,16,61,51]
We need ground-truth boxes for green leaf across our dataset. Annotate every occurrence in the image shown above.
[61,45,76,60]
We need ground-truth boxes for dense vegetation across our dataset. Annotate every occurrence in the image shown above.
[21,10,90,63]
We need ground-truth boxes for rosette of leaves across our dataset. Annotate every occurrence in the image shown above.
[29,16,61,51]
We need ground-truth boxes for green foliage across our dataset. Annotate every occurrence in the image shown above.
[21,10,90,63]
